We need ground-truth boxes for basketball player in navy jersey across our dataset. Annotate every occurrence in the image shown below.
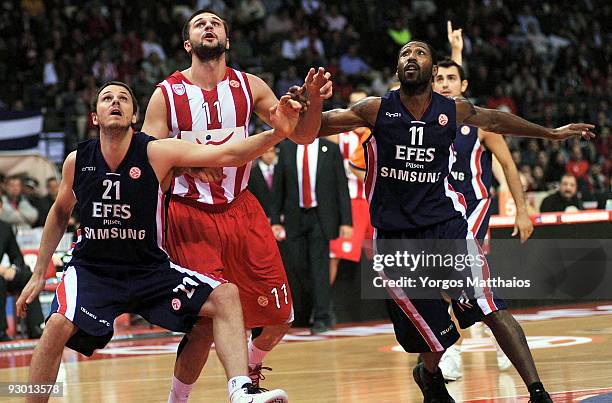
[16,81,302,403]
[313,41,594,402]
[430,23,534,381]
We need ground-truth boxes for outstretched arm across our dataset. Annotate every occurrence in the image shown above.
[16,152,77,317]
[318,97,380,137]
[251,68,332,145]
[149,96,301,186]
[289,67,333,144]
[455,98,595,141]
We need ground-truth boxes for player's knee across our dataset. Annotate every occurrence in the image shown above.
[43,313,76,345]
[209,283,240,312]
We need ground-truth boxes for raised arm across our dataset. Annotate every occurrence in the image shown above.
[141,87,171,139]
[16,152,77,316]
[318,97,380,137]
[447,21,463,66]
[455,98,595,141]
[480,130,533,242]
[249,68,332,145]
[149,96,301,187]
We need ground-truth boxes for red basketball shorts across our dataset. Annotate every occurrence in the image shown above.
[330,198,374,262]
[164,190,293,328]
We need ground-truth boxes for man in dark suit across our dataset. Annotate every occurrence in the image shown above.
[271,138,352,334]
[248,146,278,218]
[0,218,44,341]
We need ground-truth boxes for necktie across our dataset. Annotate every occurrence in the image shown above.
[302,146,312,208]
[265,167,273,189]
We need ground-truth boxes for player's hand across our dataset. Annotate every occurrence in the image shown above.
[286,85,310,114]
[176,167,225,182]
[303,67,333,101]
[340,225,353,239]
[512,212,533,243]
[270,95,302,138]
[549,123,595,141]
[16,273,45,318]
[271,224,286,241]
[447,21,463,51]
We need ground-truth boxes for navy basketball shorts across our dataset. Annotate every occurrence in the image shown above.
[465,198,492,243]
[48,259,224,356]
[376,216,506,353]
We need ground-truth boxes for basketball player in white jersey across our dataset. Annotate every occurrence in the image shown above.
[141,9,332,402]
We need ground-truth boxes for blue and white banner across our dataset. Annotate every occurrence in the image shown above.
[0,111,43,153]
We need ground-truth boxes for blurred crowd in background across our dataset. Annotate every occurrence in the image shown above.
[0,0,610,210]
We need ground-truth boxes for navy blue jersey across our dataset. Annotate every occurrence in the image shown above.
[449,125,492,201]
[364,90,467,230]
[72,132,167,265]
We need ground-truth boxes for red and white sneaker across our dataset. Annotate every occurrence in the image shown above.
[230,383,288,403]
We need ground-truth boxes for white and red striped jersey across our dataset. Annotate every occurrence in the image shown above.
[157,69,254,205]
[337,128,370,200]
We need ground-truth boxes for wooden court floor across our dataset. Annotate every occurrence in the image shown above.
[2,305,612,402]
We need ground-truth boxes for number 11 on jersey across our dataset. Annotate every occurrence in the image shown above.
[271,284,288,309]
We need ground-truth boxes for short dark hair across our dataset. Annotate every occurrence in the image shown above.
[401,40,438,65]
[6,175,23,184]
[182,9,229,42]
[91,81,138,115]
[436,59,466,81]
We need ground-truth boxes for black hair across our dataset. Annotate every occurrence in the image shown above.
[182,9,229,42]
[436,58,466,81]
[91,81,138,115]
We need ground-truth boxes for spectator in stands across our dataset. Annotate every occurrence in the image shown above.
[265,8,293,37]
[248,146,278,219]
[325,5,347,32]
[22,177,46,228]
[297,28,326,62]
[486,85,518,114]
[92,50,119,84]
[540,174,583,212]
[141,30,166,61]
[387,18,412,47]
[237,0,267,27]
[275,66,302,98]
[0,219,44,341]
[589,164,609,194]
[32,178,58,228]
[141,51,165,87]
[339,45,370,77]
[281,31,301,60]
[0,176,38,228]
[566,144,590,193]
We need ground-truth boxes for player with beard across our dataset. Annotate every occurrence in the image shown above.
[308,41,594,402]
[141,10,332,403]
